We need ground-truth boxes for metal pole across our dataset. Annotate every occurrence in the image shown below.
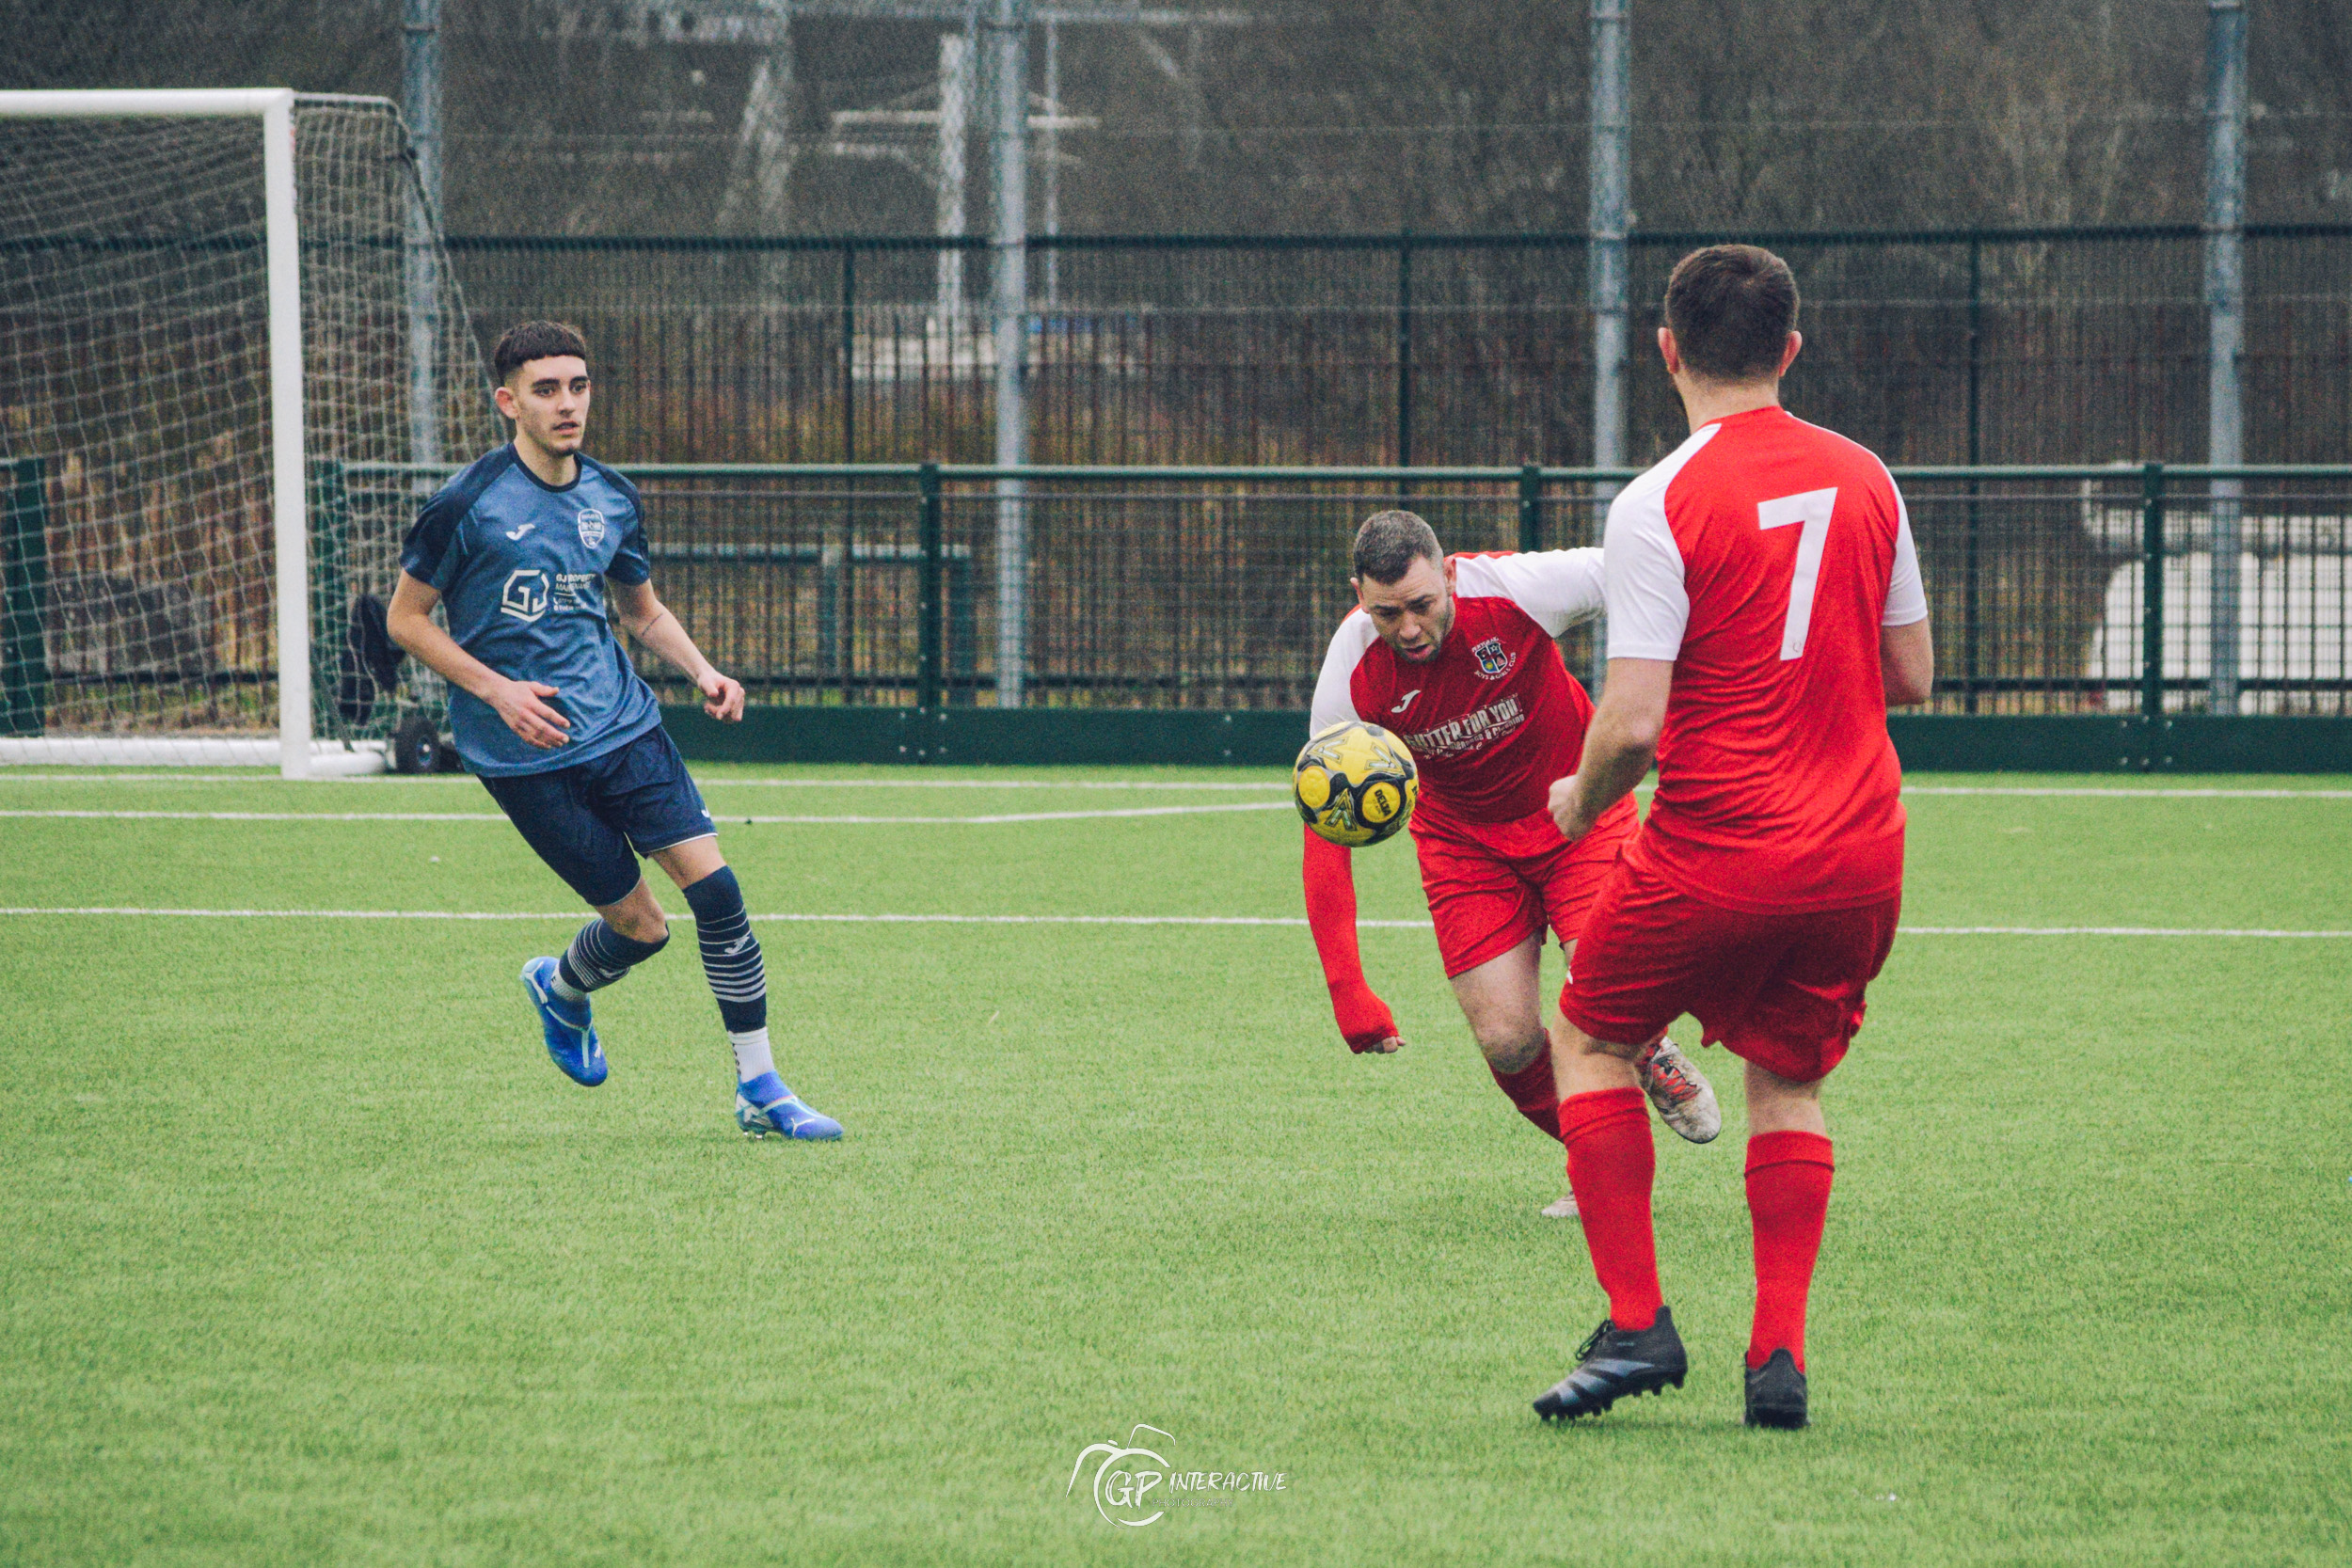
[1395,231,1414,468]
[403,0,442,483]
[1588,0,1630,696]
[2206,0,2246,713]
[988,0,1030,707]
[836,245,857,696]
[1517,463,1543,553]
[2142,461,2168,733]
[1042,18,1059,309]
[918,462,944,710]
[1964,235,1982,713]
[937,31,967,327]
[841,244,857,464]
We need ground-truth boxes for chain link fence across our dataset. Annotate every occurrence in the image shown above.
[449,227,2352,473]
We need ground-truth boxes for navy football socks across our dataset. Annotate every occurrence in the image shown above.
[681,866,775,1082]
[552,918,669,1001]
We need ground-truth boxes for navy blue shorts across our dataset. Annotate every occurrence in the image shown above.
[478,724,715,908]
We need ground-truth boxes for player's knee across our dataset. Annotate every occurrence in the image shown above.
[612,909,669,945]
[1474,1022,1548,1074]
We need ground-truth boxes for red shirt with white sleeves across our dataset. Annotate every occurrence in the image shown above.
[1603,404,1930,913]
[1309,550,1607,831]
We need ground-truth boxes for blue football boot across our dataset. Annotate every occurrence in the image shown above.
[736,1071,842,1140]
[520,957,607,1087]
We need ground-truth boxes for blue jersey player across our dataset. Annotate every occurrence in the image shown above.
[386,321,839,1140]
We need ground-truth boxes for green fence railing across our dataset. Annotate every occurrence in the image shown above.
[336,460,2352,729]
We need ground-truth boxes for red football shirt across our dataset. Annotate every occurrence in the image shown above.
[1603,405,1929,912]
[1310,551,1606,829]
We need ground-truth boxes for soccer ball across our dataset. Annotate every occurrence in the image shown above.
[1295,721,1418,847]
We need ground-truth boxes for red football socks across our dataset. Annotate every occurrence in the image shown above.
[1557,1087,1661,1331]
[1488,1032,1562,1143]
[1745,1130,1836,1372]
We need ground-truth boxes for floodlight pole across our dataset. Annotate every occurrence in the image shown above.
[937,31,969,325]
[404,0,444,485]
[1042,17,1060,309]
[1588,0,1630,696]
[2205,0,2246,713]
[988,0,1031,707]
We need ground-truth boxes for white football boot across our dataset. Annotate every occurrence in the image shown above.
[1541,1191,1581,1221]
[1636,1036,1722,1144]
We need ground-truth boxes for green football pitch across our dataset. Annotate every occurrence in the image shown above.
[2,763,2347,1566]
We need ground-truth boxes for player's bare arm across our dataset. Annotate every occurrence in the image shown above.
[1883,619,1935,705]
[609,578,745,722]
[385,571,572,750]
[1548,657,1672,845]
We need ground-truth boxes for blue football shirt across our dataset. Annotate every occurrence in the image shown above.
[399,445,664,776]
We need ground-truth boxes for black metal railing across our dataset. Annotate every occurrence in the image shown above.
[314,461,2352,721]
[446,225,2352,471]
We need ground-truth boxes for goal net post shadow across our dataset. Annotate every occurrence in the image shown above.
[0,89,495,775]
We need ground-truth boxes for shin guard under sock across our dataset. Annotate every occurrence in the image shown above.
[681,866,771,1081]
[1745,1130,1835,1372]
[1558,1086,1661,1331]
[1489,1032,1564,1143]
[553,919,669,1000]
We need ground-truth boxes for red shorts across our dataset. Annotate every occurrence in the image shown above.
[1414,800,1638,980]
[1563,856,1900,1084]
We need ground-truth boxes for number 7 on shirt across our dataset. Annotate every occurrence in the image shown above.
[1758,486,1838,660]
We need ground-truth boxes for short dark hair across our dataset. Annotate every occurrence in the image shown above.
[1663,245,1799,382]
[1352,510,1443,584]
[493,320,591,384]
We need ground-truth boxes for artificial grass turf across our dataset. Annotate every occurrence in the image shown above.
[0,768,2347,1565]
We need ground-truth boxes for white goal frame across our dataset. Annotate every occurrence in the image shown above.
[0,89,333,777]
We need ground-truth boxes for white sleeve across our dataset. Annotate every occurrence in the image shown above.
[1450,549,1606,637]
[1602,483,1690,660]
[1309,612,1377,736]
[1883,483,1929,628]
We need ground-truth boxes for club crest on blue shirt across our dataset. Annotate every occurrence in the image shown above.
[501,568,550,623]
[576,507,607,549]
[1472,636,1513,679]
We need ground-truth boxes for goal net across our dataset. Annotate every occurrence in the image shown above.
[0,90,497,772]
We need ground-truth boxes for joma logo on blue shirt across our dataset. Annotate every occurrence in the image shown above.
[501,568,550,623]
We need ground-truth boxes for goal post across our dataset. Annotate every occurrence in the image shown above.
[0,89,493,775]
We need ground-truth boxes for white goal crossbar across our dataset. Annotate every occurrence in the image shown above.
[0,89,314,776]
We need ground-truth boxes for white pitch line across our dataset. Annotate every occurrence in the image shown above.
[0,773,1289,790]
[1898,925,2352,937]
[0,801,1295,825]
[5,775,2349,800]
[1901,786,2352,800]
[0,907,2344,939]
[0,907,1359,926]
[1,811,510,822]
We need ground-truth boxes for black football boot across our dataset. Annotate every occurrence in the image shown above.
[1533,1307,1688,1420]
[1742,1348,1809,1429]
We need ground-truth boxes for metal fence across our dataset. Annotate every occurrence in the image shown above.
[448,226,2352,471]
[329,462,2352,721]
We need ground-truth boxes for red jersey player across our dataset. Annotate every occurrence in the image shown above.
[1302,512,1722,1217]
[1530,245,1935,1430]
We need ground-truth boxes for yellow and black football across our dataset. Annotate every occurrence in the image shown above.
[1294,721,1418,847]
